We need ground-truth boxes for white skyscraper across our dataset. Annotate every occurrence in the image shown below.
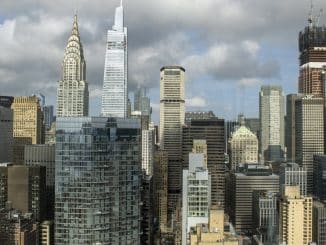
[101,1,128,118]
[56,15,89,117]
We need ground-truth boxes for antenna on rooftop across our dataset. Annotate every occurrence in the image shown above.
[308,0,314,27]
[316,8,323,27]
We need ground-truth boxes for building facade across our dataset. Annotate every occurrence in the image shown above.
[55,117,141,244]
[0,106,13,163]
[43,105,54,130]
[159,66,185,214]
[56,15,89,117]
[101,2,128,118]
[12,96,43,164]
[142,129,154,175]
[279,186,312,245]
[259,85,285,162]
[295,95,324,194]
[313,155,326,202]
[313,201,326,245]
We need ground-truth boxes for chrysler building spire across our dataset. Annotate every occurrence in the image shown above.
[56,15,89,117]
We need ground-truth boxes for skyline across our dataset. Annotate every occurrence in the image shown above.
[0,0,325,121]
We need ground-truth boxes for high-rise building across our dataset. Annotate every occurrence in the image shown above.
[313,155,326,202]
[182,153,210,245]
[12,96,43,164]
[159,66,185,214]
[142,129,154,175]
[0,210,39,245]
[313,201,326,245]
[101,2,128,118]
[226,164,279,233]
[298,22,326,98]
[279,162,307,197]
[134,87,151,117]
[285,94,304,162]
[56,15,89,117]
[55,117,141,244]
[141,174,154,245]
[0,106,13,163]
[0,163,9,209]
[279,185,313,245]
[244,118,260,139]
[0,96,14,108]
[182,115,225,208]
[43,105,54,130]
[259,85,285,162]
[252,190,278,244]
[229,120,258,170]
[295,95,324,194]
[24,144,55,219]
[40,220,54,245]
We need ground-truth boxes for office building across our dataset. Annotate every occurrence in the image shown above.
[182,114,225,208]
[40,220,54,245]
[0,96,14,108]
[279,162,307,197]
[185,111,215,124]
[279,185,312,245]
[153,150,168,233]
[295,95,324,194]
[229,119,258,170]
[55,117,141,244]
[0,163,9,209]
[7,165,46,222]
[101,2,128,118]
[226,164,279,233]
[134,86,151,117]
[298,22,326,98]
[182,152,211,245]
[142,129,154,176]
[43,105,54,130]
[11,96,43,164]
[45,122,56,145]
[0,210,38,245]
[259,85,285,162]
[252,191,278,244]
[0,106,13,163]
[24,144,55,219]
[244,118,260,139]
[189,208,239,245]
[313,155,326,202]
[56,15,89,117]
[141,174,154,245]
[313,201,326,245]
[159,66,185,214]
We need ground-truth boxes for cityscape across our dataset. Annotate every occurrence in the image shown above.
[1,0,326,245]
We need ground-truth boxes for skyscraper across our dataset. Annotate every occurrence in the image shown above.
[134,87,151,117]
[0,106,13,163]
[259,85,285,162]
[43,105,54,130]
[298,21,326,97]
[56,15,89,117]
[313,155,326,202]
[55,117,141,244]
[313,201,326,245]
[295,95,324,194]
[12,96,43,164]
[159,66,185,214]
[101,2,128,118]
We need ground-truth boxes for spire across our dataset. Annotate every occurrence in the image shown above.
[120,0,123,6]
[113,2,124,31]
[71,13,79,36]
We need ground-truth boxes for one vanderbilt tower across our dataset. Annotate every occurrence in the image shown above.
[101,1,128,118]
[56,15,89,117]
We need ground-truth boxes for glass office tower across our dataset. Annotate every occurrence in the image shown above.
[55,117,141,244]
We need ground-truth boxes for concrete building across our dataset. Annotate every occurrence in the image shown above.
[259,85,285,162]
[313,155,326,202]
[252,191,278,244]
[55,117,141,244]
[313,201,326,245]
[56,15,89,117]
[189,208,239,245]
[101,2,128,118]
[45,122,55,145]
[40,220,54,245]
[285,94,304,162]
[24,144,55,219]
[159,66,185,214]
[229,119,258,170]
[279,185,312,245]
[12,96,43,164]
[279,162,307,197]
[226,164,279,233]
[182,114,225,208]
[0,106,13,163]
[182,152,211,245]
[142,129,154,175]
[0,210,39,245]
[295,95,324,194]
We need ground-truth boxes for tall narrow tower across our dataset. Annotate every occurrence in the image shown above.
[56,15,89,117]
[101,1,128,118]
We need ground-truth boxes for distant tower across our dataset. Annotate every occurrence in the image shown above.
[56,15,89,117]
[101,1,128,118]
[160,66,185,214]
[259,85,285,162]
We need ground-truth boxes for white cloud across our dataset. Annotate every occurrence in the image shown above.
[186,96,207,108]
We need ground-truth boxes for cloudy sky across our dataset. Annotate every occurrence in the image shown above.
[0,0,325,122]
